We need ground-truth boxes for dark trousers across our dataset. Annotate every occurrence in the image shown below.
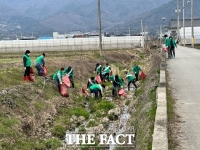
[170,47,175,58]
[167,47,171,58]
[90,89,99,100]
[54,79,60,92]
[69,76,74,88]
[24,66,31,77]
[103,73,110,81]
[128,80,137,91]
[135,74,139,81]
[112,84,120,96]
[35,64,44,76]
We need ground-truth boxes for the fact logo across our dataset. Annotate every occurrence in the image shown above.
[65,133,135,147]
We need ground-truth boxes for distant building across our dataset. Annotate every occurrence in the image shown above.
[38,36,52,40]
[53,32,67,39]
[165,18,200,39]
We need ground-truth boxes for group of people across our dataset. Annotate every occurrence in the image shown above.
[164,34,177,59]
[23,50,46,81]
[22,50,143,100]
[85,63,142,100]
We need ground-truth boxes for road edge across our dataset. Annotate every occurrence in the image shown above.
[152,51,168,150]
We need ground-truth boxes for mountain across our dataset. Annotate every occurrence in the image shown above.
[119,0,200,35]
[1,0,192,39]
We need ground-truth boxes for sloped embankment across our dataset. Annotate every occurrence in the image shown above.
[0,49,160,150]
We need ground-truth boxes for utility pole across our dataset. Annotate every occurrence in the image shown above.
[183,0,185,46]
[129,26,130,36]
[176,0,180,42]
[160,25,162,46]
[98,0,102,56]
[162,17,166,35]
[191,0,194,48]
[141,20,144,48]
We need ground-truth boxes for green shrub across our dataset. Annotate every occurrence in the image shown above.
[51,125,66,139]
[45,138,62,149]
[68,107,90,119]
[96,101,114,112]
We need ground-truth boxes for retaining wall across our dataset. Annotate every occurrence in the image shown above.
[152,51,168,150]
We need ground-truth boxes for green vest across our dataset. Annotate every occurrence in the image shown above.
[64,67,74,77]
[35,55,44,65]
[133,66,141,74]
[88,79,97,88]
[24,54,31,67]
[96,65,101,73]
[103,66,111,73]
[109,76,124,86]
[53,70,64,80]
[126,74,134,82]
[165,37,170,47]
[89,84,102,91]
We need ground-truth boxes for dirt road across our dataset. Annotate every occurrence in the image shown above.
[167,45,200,150]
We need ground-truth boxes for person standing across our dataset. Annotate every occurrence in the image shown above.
[132,64,142,81]
[164,34,171,59]
[169,36,177,58]
[52,67,65,92]
[102,63,111,81]
[94,63,102,80]
[89,84,105,100]
[23,50,31,81]
[123,71,137,91]
[35,53,45,76]
[109,75,124,97]
[64,66,74,88]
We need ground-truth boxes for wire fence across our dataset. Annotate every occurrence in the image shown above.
[0,36,144,53]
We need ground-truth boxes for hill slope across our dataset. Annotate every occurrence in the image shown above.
[0,0,171,38]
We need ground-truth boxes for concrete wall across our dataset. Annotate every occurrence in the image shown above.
[152,51,168,150]
[0,36,144,53]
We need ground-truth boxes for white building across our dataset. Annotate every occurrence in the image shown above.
[166,18,200,44]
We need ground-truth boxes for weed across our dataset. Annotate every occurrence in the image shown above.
[86,119,97,127]
[95,101,114,113]
[167,87,176,150]
[125,100,130,105]
[44,138,62,149]
[79,125,86,133]
[68,107,90,119]
[51,125,66,139]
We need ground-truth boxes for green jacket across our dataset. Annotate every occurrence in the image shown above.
[35,55,45,65]
[125,74,135,82]
[53,70,64,83]
[87,78,97,88]
[95,65,102,74]
[109,76,124,86]
[102,65,111,74]
[165,37,170,47]
[89,84,103,93]
[133,66,141,74]
[23,54,31,67]
[64,67,74,77]
[169,39,177,47]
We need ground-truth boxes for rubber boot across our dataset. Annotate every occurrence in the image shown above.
[23,76,27,81]
[26,76,30,81]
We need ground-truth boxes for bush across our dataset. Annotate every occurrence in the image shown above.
[45,138,62,149]
[51,125,66,139]
[68,107,90,119]
[96,101,114,112]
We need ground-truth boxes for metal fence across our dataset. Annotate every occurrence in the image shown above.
[0,36,143,53]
